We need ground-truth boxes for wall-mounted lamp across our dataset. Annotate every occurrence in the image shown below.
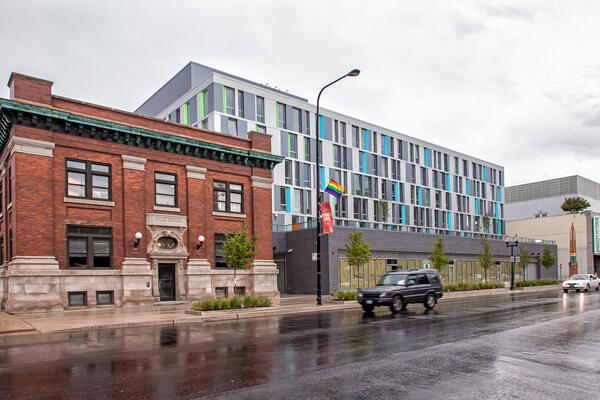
[196,235,205,250]
[134,232,143,248]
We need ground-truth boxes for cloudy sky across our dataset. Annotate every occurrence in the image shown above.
[1,1,599,186]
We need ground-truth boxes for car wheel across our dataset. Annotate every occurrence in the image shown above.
[389,296,404,313]
[361,304,375,313]
[563,289,569,293]
[424,293,436,310]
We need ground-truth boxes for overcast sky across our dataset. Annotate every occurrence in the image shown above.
[1,1,599,186]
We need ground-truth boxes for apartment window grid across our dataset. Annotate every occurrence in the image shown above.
[225,87,235,115]
[237,90,244,118]
[154,172,177,207]
[67,225,112,269]
[256,96,265,123]
[213,181,243,213]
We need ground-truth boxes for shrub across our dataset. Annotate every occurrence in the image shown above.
[515,279,560,287]
[230,296,242,309]
[243,295,258,308]
[332,290,358,301]
[443,282,504,292]
[191,299,213,311]
[344,291,357,300]
[256,296,272,307]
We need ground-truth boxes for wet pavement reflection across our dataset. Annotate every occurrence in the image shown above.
[1,290,599,399]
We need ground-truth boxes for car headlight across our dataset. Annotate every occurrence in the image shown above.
[358,292,363,298]
[380,291,392,298]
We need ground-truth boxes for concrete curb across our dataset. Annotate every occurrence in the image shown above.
[1,285,564,335]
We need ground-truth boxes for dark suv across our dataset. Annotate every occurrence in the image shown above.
[357,269,443,313]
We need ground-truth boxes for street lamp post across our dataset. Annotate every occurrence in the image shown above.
[315,69,360,306]
[505,235,519,291]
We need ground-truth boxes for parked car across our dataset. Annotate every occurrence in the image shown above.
[357,269,443,313]
[562,274,600,293]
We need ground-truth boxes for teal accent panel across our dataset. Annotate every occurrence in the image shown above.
[466,178,470,194]
[418,187,422,205]
[495,202,498,218]
[321,167,326,190]
[424,148,429,166]
[475,200,478,214]
[319,116,324,139]
[483,166,487,182]
[384,136,388,155]
[285,187,291,213]
[498,187,502,202]
[362,152,367,173]
[401,205,406,224]
[466,232,470,238]
[499,221,502,235]
[395,182,399,201]
[448,212,451,229]
[447,174,451,191]
[365,129,369,150]
[426,229,430,234]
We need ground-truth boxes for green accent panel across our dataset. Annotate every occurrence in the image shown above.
[222,86,226,113]
[199,92,205,119]
[0,98,284,169]
[182,103,188,125]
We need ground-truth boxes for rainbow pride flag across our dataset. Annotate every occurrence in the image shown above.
[324,179,344,199]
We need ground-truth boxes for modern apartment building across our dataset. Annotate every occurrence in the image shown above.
[136,62,506,238]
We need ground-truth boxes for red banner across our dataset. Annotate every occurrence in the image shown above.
[320,202,334,235]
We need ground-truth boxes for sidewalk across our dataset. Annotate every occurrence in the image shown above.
[0,285,562,336]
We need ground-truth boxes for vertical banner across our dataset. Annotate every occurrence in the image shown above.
[320,202,334,235]
[594,217,600,254]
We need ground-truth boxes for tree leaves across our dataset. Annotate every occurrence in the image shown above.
[429,236,451,271]
[561,196,590,213]
[345,231,371,268]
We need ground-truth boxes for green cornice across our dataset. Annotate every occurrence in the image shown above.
[0,98,283,169]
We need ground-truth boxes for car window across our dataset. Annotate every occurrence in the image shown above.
[428,274,440,284]
[415,274,428,285]
[377,274,407,286]
[406,274,417,286]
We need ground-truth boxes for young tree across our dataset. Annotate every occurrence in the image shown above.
[539,246,557,270]
[429,236,451,273]
[345,231,371,275]
[482,214,491,233]
[379,199,389,223]
[561,197,590,214]
[223,226,257,295]
[518,245,532,278]
[476,237,496,282]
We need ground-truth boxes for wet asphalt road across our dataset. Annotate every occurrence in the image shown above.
[1,289,599,399]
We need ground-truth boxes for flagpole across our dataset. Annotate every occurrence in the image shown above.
[315,69,360,306]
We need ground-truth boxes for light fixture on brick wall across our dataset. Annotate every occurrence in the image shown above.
[196,235,205,250]
[134,232,142,248]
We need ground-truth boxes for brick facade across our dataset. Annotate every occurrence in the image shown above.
[0,73,282,313]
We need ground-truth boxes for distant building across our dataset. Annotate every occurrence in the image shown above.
[505,175,600,220]
[505,176,600,278]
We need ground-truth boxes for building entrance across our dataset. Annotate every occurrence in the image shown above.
[158,263,176,301]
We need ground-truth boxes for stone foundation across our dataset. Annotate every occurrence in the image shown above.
[0,256,280,313]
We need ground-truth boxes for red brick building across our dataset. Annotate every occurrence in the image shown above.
[0,73,283,313]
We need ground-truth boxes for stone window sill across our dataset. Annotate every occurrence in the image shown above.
[64,197,115,207]
[154,205,181,212]
[212,211,246,219]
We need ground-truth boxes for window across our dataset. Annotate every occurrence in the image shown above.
[237,90,244,118]
[215,287,228,298]
[8,229,12,260]
[421,167,428,186]
[304,137,311,161]
[334,120,339,143]
[201,119,209,130]
[225,86,235,115]
[277,103,286,128]
[68,292,87,307]
[214,234,227,268]
[289,133,298,158]
[96,291,114,305]
[334,145,341,168]
[66,160,111,200]
[155,172,177,207]
[303,163,311,187]
[294,161,301,186]
[213,181,243,213]
[293,189,303,213]
[292,107,301,132]
[256,124,266,133]
[67,226,112,269]
[305,111,310,134]
[352,125,359,147]
[285,160,292,185]
[227,118,237,136]
[340,122,347,144]
[279,187,287,212]
[256,96,265,123]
